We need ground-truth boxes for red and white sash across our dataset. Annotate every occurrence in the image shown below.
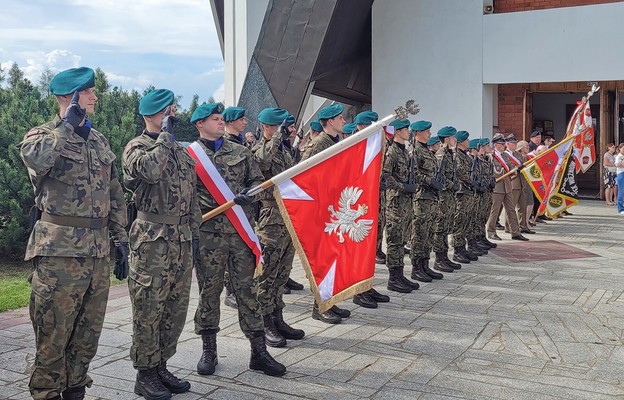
[492,150,510,172]
[505,150,521,167]
[187,141,263,270]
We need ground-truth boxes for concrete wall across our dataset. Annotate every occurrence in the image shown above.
[372,0,490,137]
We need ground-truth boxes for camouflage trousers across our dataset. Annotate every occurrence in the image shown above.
[128,237,192,369]
[474,192,490,238]
[29,256,110,400]
[377,190,386,252]
[385,193,412,268]
[452,193,474,247]
[432,190,456,253]
[194,231,262,336]
[256,223,295,315]
[410,198,437,259]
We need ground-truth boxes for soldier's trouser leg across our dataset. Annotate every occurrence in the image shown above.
[517,189,528,230]
[487,193,505,234]
[386,195,410,268]
[29,256,110,400]
[467,194,481,240]
[410,198,436,260]
[502,192,520,235]
[452,193,472,246]
[504,189,522,231]
[195,231,262,336]
[433,191,455,252]
[376,191,386,253]
[129,238,192,369]
[257,224,294,315]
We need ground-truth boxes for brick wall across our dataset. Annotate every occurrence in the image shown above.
[494,0,621,13]
[498,84,529,138]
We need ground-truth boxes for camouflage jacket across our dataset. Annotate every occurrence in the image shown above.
[121,131,201,248]
[193,138,263,233]
[300,132,338,161]
[225,133,243,145]
[412,140,438,200]
[18,115,128,260]
[455,148,473,194]
[252,132,294,228]
[435,146,456,192]
[383,141,411,202]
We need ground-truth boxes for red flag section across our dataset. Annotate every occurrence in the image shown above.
[275,132,382,312]
[567,100,596,173]
[521,137,575,203]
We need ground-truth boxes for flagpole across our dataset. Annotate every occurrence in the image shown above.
[201,103,418,222]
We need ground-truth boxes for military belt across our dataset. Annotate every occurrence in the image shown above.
[137,211,190,225]
[41,213,109,229]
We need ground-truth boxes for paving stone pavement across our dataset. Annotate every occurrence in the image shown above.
[2,201,624,399]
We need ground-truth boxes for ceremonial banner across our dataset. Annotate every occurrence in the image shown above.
[543,152,580,217]
[521,136,575,201]
[275,131,382,312]
[567,100,596,173]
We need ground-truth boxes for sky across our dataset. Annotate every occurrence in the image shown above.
[0,0,225,108]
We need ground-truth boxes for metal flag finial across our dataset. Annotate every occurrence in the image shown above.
[394,100,419,120]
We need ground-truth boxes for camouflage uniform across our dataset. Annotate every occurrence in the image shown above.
[121,130,201,370]
[193,138,265,336]
[452,147,474,248]
[432,147,456,253]
[301,131,338,161]
[410,141,438,259]
[19,116,128,400]
[466,152,482,245]
[252,133,295,315]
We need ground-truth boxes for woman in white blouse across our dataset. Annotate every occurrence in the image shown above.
[613,144,624,213]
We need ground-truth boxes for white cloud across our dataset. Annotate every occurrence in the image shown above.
[212,83,225,103]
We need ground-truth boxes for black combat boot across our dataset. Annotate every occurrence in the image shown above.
[157,362,191,394]
[330,305,351,318]
[410,258,433,282]
[467,239,486,256]
[452,246,470,264]
[134,367,172,400]
[471,238,489,253]
[443,253,462,269]
[422,258,443,279]
[463,245,479,261]
[61,386,85,400]
[477,237,494,249]
[433,252,454,273]
[285,277,304,290]
[375,250,387,264]
[272,308,305,340]
[480,234,497,248]
[197,332,218,375]
[353,292,378,308]
[249,334,287,376]
[387,268,412,293]
[263,314,287,347]
[312,302,342,324]
[367,288,390,303]
[398,266,420,290]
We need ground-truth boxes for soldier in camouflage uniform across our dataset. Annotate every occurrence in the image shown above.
[465,139,490,259]
[190,103,286,377]
[452,134,475,264]
[382,118,420,294]
[300,104,353,324]
[408,121,443,283]
[252,107,306,347]
[18,67,128,400]
[472,139,498,250]
[431,127,460,274]
[122,89,200,399]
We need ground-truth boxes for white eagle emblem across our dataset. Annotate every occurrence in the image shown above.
[324,186,373,243]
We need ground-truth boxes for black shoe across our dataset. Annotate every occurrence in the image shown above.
[480,236,497,248]
[330,305,351,318]
[135,368,172,400]
[62,386,86,400]
[488,233,502,241]
[422,259,443,279]
[397,266,420,290]
[353,293,378,308]
[283,285,291,294]
[263,314,286,348]
[410,258,432,282]
[433,252,454,273]
[452,249,470,264]
[285,278,304,290]
[249,334,287,377]
[496,222,504,230]
[272,308,305,340]
[477,239,494,250]
[463,247,478,261]
[224,292,238,308]
[387,268,413,293]
[468,241,486,256]
[521,229,536,234]
[157,363,191,394]
[197,332,218,375]
[512,234,529,241]
[367,288,390,303]
[443,253,462,269]
[312,303,342,324]
[375,250,386,264]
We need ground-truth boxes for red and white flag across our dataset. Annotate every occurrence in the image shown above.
[521,136,575,201]
[274,130,383,312]
[567,100,596,173]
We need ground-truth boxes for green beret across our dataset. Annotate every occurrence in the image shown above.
[437,126,457,138]
[456,130,470,142]
[286,114,296,126]
[480,138,490,146]
[410,120,432,132]
[139,89,175,116]
[390,119,410,130]
[353,110,379,125]
[343,122,357,135]
[427,136,440,146]
[49,67,95,96]
[468,139,480,149]
[310,120,323,132]
[222,107,245,122]
[317,104,344,120]
[191,102,224,124]
[258,107,291,126]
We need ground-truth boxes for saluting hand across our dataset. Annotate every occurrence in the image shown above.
[63,91,86,129]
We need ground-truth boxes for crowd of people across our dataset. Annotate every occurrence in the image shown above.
[20,67,557,400]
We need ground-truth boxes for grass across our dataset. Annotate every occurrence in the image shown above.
[0,260,126,313]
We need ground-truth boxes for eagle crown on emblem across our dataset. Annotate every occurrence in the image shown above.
[324,186,374,244]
